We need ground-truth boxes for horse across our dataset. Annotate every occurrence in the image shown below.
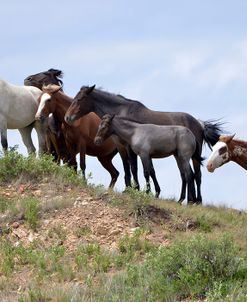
[207,134,247,172]
[24,68,68,163]
[35,84,119,188]
[0,78,47,155]
[95,114,201,203]
[65,85,223,203]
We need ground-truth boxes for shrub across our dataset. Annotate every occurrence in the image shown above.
[0,151,80,185]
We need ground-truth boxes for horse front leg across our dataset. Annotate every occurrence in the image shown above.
[79,151,86,178]
[18,125,36,155]
[34,120,48,155]
[98,154,119,188]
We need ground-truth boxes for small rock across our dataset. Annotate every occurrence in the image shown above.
[109,229,121,236]
[12,222,20,229]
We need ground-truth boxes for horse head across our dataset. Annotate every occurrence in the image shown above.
[24,68,64,90]
[94,114,114,146]
[206,134,235,172]
[35,84,62,122]
[65,85,95,125]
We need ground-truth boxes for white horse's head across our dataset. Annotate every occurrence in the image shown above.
[207,135,234,172]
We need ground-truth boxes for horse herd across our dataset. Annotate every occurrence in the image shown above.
[1,68,245,204]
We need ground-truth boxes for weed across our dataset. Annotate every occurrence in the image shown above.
[22,198,40,230]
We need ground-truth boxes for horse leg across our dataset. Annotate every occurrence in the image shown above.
[0,125,8,153]
[140,154,152,194]
[127,146,140,190]
[18,125,36,154]
[174,156,187,203]
[33,120,47,155]
[117,145,132,189]
[149,160,161,198]
[176,156,196,204]
[68,154,78,172]
[79,151,86,178]
[98,155,119,188]
[192,158,202,204]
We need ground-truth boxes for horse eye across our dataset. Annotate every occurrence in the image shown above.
[219,146,227,155]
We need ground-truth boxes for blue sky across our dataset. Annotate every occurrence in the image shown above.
[1,1,247,210]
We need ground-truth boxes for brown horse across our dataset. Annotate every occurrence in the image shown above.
[35,84,119,188]
[207,135,247,172]
[24,69,68,163]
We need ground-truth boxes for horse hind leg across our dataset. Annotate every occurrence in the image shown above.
[149,160,161,198]
[192,158,202,204]
[98,155,119,189]
[18,125,36,154]
[140,154,152,195]
[1,129,8,153]
[175,156,196,204]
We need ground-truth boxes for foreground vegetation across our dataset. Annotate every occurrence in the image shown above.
[0,151,246,301]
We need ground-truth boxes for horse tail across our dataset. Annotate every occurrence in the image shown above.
[199,119,224,150]
[192,140,205,166]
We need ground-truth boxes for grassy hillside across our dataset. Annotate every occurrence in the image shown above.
[0,151,246,302]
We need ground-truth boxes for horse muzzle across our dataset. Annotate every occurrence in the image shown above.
[35,114,46,123]
[65,115,75,125]
[206,162,215,173]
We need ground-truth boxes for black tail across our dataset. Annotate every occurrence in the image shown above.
[193,141,205,166]
[200,119,225,150]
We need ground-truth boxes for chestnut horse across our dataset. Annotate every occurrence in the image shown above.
[24,69,68,162]
[207,135,247,172]
[65,85,223,203]
[35,85,119,187]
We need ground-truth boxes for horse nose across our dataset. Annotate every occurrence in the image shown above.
[65,115,71,124]
[206,162,214,173]
[35,114,45,122]
[94,137,102,146]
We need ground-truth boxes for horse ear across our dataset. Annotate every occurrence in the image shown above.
[219,134,235,143]
[86,85,95,95]
[227,134,235,142]
[109,114,115,122]
[47,69,63,77]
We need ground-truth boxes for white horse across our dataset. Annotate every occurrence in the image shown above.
[0,78,47,154]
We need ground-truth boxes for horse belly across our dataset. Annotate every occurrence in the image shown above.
[7,116,36,129]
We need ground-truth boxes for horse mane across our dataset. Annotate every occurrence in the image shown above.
[48,68,64,79]
[232,138,247,148]
[47,69,64,87]
[80,86,147,108]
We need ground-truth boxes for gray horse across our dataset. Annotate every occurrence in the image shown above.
[94,114,202,203]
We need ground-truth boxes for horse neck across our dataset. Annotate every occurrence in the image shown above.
[92,89,147,118]
[111,118,137,144]
[52,91,72,121]
[228,139,247,170]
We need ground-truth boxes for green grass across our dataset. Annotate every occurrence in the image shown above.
[0,152,247,301]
